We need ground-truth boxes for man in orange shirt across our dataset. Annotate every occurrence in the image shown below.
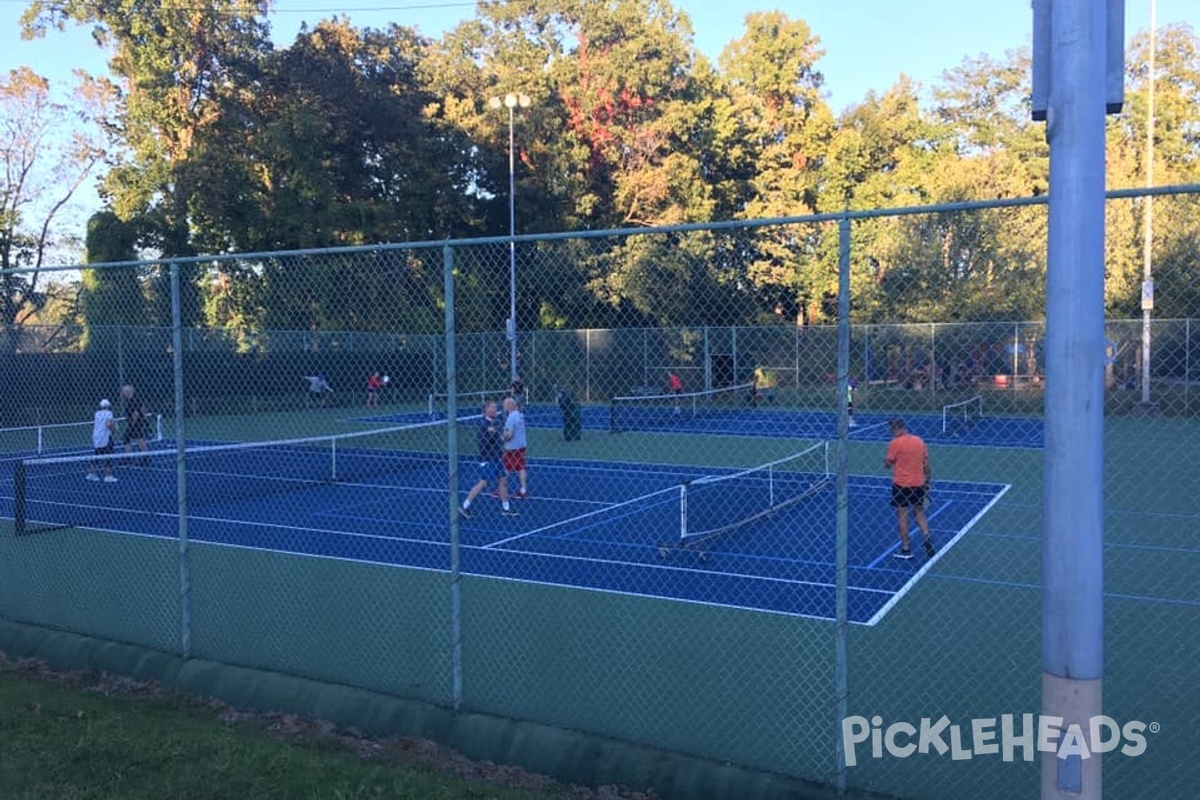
[884,417,934,560]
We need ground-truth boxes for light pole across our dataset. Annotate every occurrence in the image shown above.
[489,92,531,383]
[1140,0,1156,408]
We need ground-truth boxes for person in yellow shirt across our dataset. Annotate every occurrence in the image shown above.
[884,417,934,559]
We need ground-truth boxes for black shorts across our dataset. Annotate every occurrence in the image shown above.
[125,421,151,442]
[891,484,926,508]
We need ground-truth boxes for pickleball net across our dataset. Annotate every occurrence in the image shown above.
[12,418,453,536]
[493,440,832,562]
[428,389,511,419]
[0,414,164,457]
[609,382,756,433]
[661,440,832,559]
[941,394,983,435]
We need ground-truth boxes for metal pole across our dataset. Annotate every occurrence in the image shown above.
[1140,0,1157,406]
[444,244,463,711]
[170,262,191,660]
[1042,1,1107,797]
[732,327,739,385]
[1187,317,1192,411]
[833,215,851,795]
[507,104,518,382]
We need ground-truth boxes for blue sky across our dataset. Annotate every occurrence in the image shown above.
[2,0,1192,112]
[0,0,1193,248]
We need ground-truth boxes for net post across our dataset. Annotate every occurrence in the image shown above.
[13,460,26,537]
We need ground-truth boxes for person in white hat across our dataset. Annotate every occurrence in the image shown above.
[88,399,119,483]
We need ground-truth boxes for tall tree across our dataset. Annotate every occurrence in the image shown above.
[0,66,105,353]
[79,210,146,350]
[717,11,834,323]
[1105,23,1200,316]
[191,19,474,336]
[22,0,273,326]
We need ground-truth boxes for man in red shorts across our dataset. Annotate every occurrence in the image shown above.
[884,417,935,559]
[502,396,528,502]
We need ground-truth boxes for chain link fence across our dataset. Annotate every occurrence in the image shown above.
[1,188,1197,799]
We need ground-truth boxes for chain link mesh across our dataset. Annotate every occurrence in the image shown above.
[0,190,1196,797]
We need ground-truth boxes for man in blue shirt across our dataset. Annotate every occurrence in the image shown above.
[460,400,516,517]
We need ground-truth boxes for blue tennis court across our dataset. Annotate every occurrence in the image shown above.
[374,401,1044,449]
[3,439,1009,625]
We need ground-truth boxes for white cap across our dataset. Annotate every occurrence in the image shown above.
[99,399,111,408]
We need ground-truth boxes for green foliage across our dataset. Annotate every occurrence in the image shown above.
[80,211,146,349]
[12,6,1200,332]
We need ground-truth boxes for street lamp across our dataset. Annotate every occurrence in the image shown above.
[489,92,531,382]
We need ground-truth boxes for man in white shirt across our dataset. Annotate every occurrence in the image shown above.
[502,396,529,499]
[89,399,119,483]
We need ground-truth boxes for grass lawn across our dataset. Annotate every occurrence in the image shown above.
[0,656,650,800]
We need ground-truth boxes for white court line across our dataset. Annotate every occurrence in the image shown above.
[847,420,890,438]
[865,500,956,570]
[864,483,1012,627]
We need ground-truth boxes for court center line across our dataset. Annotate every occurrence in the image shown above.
[864,500,955,569]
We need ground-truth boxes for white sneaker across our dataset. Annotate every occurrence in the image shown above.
[86,473,100,481]
[103,475,118,483]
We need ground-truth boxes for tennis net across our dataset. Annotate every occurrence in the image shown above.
[609,382,756,433]
[0,415,164,457]
[941,395,984,435]
[428,389,510,419]
[661,441,832,559]
[12,419,450,536]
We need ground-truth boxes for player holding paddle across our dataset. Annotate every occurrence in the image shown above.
[884,417,935,560]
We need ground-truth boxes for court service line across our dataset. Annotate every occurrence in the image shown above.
[484,488,681,548]
[863,483,1012,627]
[847,421,890,438]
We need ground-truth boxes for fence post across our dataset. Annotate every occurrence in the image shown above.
[703,327,711,391]
[1013,321,1021,388]
[643,329,649,388]
[1041,1,1107,796]
[732,327,739,386]
[833,214,851,795]
[170,262,191,660]
[930,322,937,402]
[444,244,464,712]
[794,324,800,392]
[1187,318,1192,413]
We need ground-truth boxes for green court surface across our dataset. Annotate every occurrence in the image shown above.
[1,403,1196,800]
